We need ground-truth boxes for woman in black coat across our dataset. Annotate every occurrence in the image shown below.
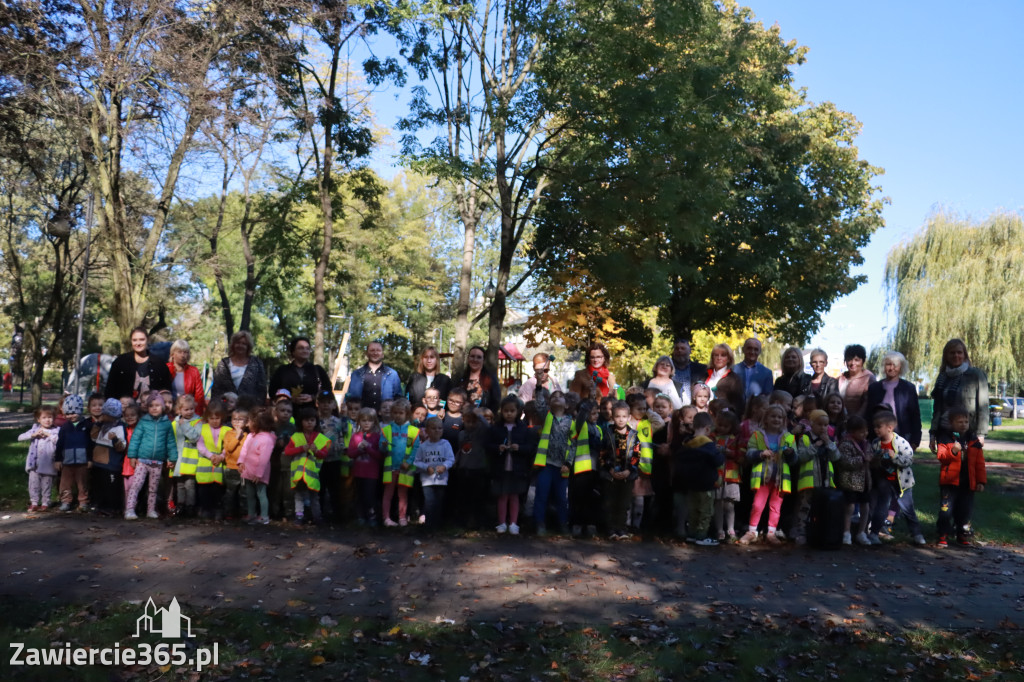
[209,330,268,407]
[805,348,839,406]
[865,351,922,449]
[774,346,811,398]
[406,346,452,406]
[105,327,172,401]
[453,345,502,410]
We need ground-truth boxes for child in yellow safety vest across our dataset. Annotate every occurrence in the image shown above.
[283,407,331,526]
[381,398,420,527]
[739,405,798,546]
[532,392,573,536]
[170,395,203,518]
[566,400,609,539]
[793,410,840,545]
[195,403,230,520]
[317,392,351,524]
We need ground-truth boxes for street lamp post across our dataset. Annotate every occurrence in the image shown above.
[71,196,94,398]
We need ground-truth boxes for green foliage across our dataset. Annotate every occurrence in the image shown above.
[885,211,1024,384]
[532,0,885,346]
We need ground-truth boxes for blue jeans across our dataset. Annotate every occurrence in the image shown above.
[533,464,569,529]
[422,485,446,528]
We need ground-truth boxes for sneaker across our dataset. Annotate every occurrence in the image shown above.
[695,537,720,547]
[617,532,632,541]
[571,525,582,538]
[913,534,927,546]
[78,504,93,514]
[867,533,882,545]
[418,515,426,525]
[399,518,409,527]
[383,518,398,528]
[766,533,782,546]
[509,523,520,535]
[842,532,852,545]
[738,531,758,545]
[726,531,738,543]
[937,535,948,548]
[774,529,787,541]
[855,532,871,546]
[146,510,159,519]
[496,523,508,534]
[609,532,621,541]
[125,511,138,520]
[957,536,972,547]
[260,517,270,525]
[717,531,726,541]
[293,517,305,527]
[26,505,37,512]
[878,531,895,542]
[60,503,73,513]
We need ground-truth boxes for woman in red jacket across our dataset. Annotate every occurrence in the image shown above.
[168,340,206,415]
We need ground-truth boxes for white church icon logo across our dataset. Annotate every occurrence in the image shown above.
[133,597,194,639]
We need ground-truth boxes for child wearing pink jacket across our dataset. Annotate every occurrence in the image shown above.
[238,407,276,525]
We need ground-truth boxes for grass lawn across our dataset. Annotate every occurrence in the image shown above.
[988,418,1024,443]
[2,599,1022,681]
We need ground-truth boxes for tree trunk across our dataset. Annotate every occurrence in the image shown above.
[452,189,478,378]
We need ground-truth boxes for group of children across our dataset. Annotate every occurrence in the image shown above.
[18,383,987,547]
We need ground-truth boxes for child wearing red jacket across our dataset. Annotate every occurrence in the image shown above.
[935,406,986,547]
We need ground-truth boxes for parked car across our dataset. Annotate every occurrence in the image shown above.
[1000,397,1024,417]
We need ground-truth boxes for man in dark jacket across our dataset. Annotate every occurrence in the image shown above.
[671,339,707,405]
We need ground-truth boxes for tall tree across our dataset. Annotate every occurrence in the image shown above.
[531,0,885,346]
[885,211,1024,384]
[393,0,559,373]
[31,0,295,348]
[276,0,390,366]
[0,111,90,405]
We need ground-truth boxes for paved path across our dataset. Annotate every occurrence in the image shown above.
[2,513,1022,632]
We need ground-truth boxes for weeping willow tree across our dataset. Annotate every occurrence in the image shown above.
[885,211,1024,385]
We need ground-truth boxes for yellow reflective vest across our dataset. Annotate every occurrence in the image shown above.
[171,417,202,477]
[196,424,228,485]
[567,422,594,475]
[534,412,574,475]
[382,423,420,487]
[636,418,654,476]
[748,431,795,494]
[289,432,331,491]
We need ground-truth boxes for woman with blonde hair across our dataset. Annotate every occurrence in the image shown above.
[210,330,267,407]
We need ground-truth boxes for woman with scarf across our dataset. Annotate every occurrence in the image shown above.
[928,338,988,452]
[570,342,618,401]
[705,343,744,414]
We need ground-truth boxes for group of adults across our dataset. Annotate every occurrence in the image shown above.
[101,328,990,449]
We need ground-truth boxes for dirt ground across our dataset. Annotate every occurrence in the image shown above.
[2,512,1022,633]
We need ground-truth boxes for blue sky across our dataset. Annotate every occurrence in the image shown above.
[742,1,1024,362]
